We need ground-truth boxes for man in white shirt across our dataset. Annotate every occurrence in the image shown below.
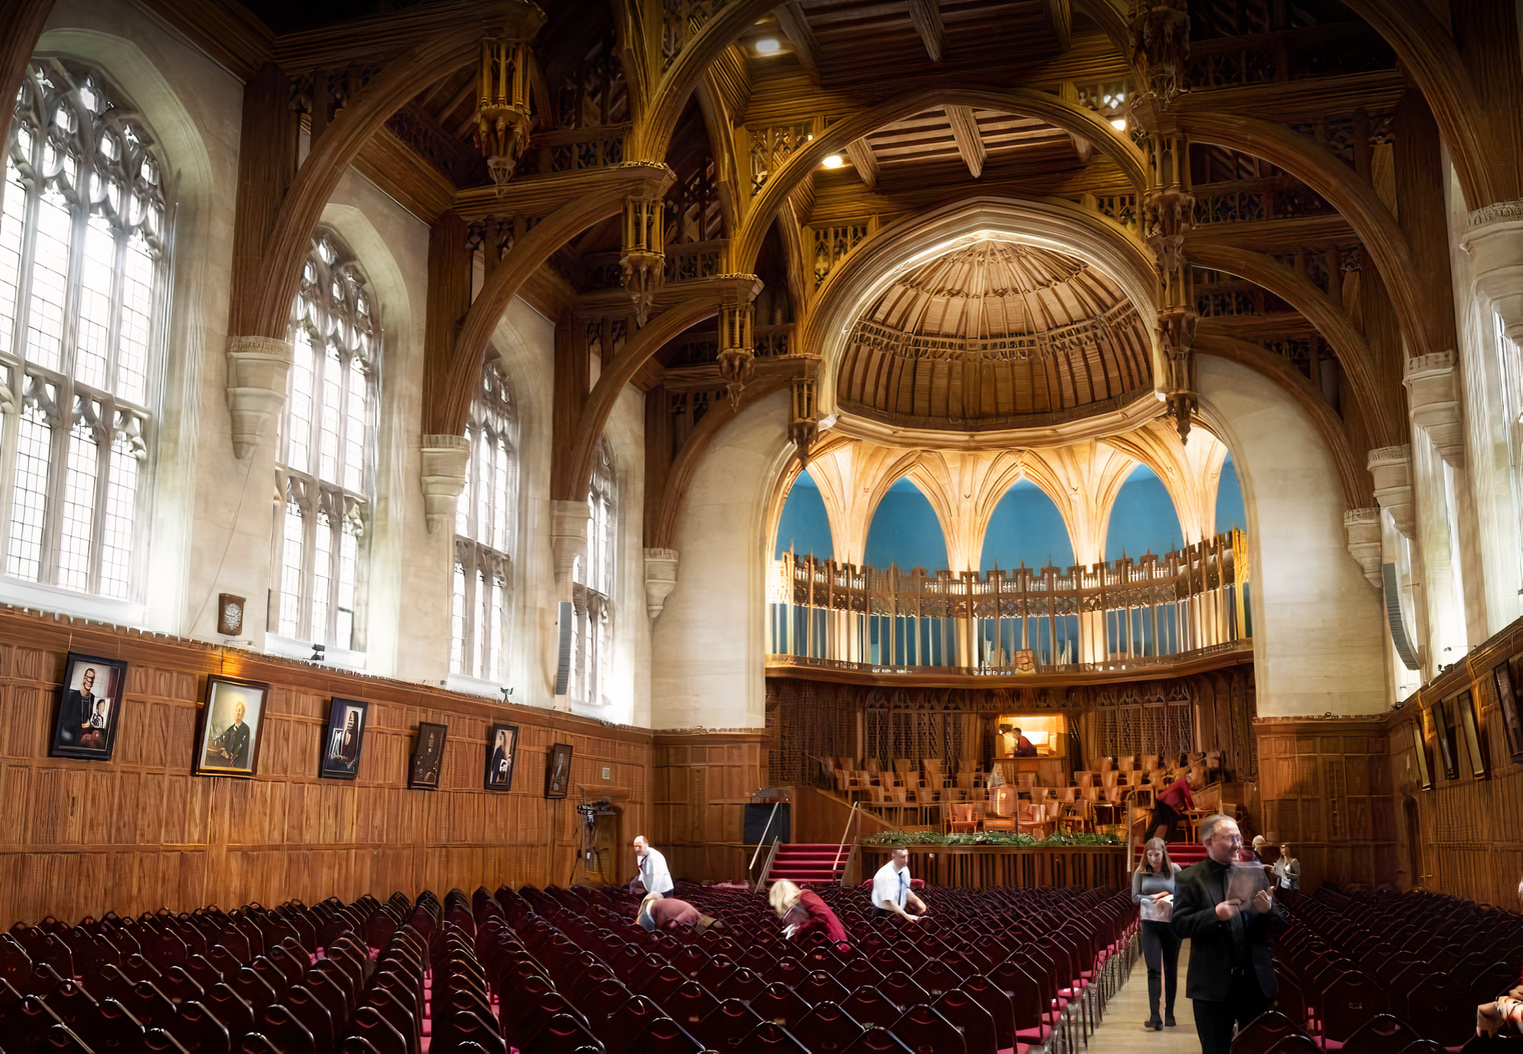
[872,847,928,922]
[633,834,674,897]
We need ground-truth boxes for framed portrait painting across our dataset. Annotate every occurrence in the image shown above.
[319,698,369,780]
[1456,689,1487,780]
[408,722,447,790]
[545,742,573,798]
[194,676,269,777]
[49,653,128,761]
[1494,659,1523,762]
[1431,698,1459,781]
[1412,723,1433,791]
[485,723,518,791]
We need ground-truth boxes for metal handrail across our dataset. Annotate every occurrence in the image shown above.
[832,802,863,877]
[753,836,782,892]
[747,801,782,873]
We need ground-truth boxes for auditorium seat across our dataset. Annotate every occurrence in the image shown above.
[594,994,664,1054]
[838,1026,913,1053]
[748,982,812,1029]
[1231,1012,1313,1054]
[1334,1014,1421,1054]
[890,1003,966,1054]
[630,1015,705,1053]
[792,1001,865,1054]
[736,1021,811,1053]
[840,986,900,1029]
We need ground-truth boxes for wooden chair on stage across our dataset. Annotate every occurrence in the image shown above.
[983,785,1018,831]
[947,802,983,834]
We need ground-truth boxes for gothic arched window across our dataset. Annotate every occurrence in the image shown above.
[0,59,170,600]
[272,230,378,650]
[452,356,518,682]
[571,439,616,706]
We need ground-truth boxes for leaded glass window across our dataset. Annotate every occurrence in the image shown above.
[272,230,377,650]
[452,356,518,681]
[570,439,616,706]
[0,59,168,600]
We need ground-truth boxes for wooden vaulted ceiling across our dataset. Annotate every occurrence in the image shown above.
[837,240,1152,428]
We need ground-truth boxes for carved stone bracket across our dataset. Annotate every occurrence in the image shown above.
[420,434,472,533]
[550,498,589,582]
[789,370,820,466]
[1367,445,1414,538]
[1462,199,1523,344]
[1403,351,1464,466]
[226,335,294,460]
[1342,508,1382,588]
[716,275,762,405]
[644,548,679,619]
[1158,302,1198,442]
[1131,0,1191,103]
[621,193,666,326]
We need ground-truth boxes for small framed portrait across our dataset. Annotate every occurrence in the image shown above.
[1493,659,1523,762]
[319,698,369,780]
[485,723,518,792]
[1457,689,1487,780]
[1412,723,1433,791]
[194,676,269,777]
[408,722,447,790]
[1431,698,1458,781]
[49,653,128,761]
[545,742,573,798]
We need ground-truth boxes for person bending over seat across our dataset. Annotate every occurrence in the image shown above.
[872,848,929,922]
[770,879,850,949]
[1152,772,1195,842]
[1477,877,1523,1038]
[637,892,725,934]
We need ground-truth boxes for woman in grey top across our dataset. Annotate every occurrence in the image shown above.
[1133,837,1183,1031]
[1273,844,1300,890]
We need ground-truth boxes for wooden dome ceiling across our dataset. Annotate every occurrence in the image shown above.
[836,240,1154,431]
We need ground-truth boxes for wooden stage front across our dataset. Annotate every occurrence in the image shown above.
[853,844,1129,892]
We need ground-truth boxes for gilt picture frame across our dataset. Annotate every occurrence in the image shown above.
[1456,689,1486,780]
[193,676,270,777]
[1493,659,1523,763]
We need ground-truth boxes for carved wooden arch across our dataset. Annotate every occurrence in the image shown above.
[1194,327,1371,508]
[1184,238,1402,448]
[734,87,1150,272]
[694,75,742,241]
[1164,108,1442,366]
[799,194,1158,416]
[965,452,1095,571]
[236,14,526,340]
[1101,427,1227,547]
[631,0,781,161]
[425,185,652,438]
[1337,0,1503,209]
[651,369,799,549]
[553,292,723,502]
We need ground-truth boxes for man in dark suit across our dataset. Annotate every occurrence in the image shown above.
[217,700,252,768]
[61,667,99,746]
[1171,813,1285,1054]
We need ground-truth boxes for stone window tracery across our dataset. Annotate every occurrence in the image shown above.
[452,356,517,682]
[0,59,168,601]
[273,229,377,650]
[571,439,616,707]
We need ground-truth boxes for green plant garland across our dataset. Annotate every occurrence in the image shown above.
[859,828,1122,848]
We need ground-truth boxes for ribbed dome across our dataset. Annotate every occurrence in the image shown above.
[836,239,1153,430]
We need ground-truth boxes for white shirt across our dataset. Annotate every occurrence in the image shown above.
[873,860,911,912]
[638,847,674,896]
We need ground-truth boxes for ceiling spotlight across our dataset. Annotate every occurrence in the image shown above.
[1109,116,1128,132]
[821,154,844,169]
[754,37,782,55]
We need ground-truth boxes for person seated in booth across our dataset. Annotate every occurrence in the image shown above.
[1011,727,1038,757]
[1477,877,1523,1037]
[769,879,850,949]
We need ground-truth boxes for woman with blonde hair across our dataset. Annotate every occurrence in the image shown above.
[769,878,850,948]
[1133,837,1183,1030]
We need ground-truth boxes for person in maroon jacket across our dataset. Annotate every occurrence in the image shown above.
[769,879,850,949]
[1476,877,1523,1037]
[637,892,700,931]
[1152,772,1195,841]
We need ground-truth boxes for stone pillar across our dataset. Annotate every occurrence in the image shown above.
[1463,200,1523,342]
[1343,508,1382,588]
[420,435,471,533]
[550,498,588,584]
[1403,351,1465,465]
[226,336,293,459]
[1367,445,1415,538]
[644,548,679,618]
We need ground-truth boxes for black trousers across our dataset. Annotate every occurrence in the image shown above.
[1152,801,1181,839]
[1140,920,1180,1018]
[1191,968,1270,1054]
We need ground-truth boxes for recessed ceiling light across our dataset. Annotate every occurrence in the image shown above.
[1109,116,1128,132]
[822,154,844,169]
[754,37,782,55]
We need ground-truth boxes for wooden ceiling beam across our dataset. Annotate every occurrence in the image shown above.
[946,105,986,179]
[845,139,881,189]
[906,0,947,63]
[271,0,541,74]
[774,2,824,85]
[1042,0,1072,52]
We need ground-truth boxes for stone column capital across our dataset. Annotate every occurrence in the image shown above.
[644,547,679,619]
[1366,446,1414,539]
[1342,508,1382,589]
[550,498,588,583]
[225,335,294,459]
[1402,352,1464,466]
[420,434,472,533]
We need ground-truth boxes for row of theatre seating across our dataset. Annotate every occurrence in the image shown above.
[0,881,1138,1054]
[1230,888,1523,1054]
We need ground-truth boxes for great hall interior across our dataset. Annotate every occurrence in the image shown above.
[1,0,1522,1051]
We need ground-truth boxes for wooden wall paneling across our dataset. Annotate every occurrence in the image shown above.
[651,732,768,884]
[0,606,656,926]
